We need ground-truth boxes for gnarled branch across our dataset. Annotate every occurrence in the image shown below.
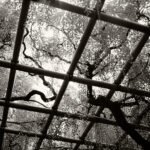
[0,90,56,102]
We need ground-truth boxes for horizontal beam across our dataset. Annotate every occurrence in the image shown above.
[0,127,105,147]
[1,60,150,97]
[0,127,137,150]
[0,100,149,132]
[32,0,150,34]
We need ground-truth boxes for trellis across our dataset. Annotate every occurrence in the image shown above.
[0,0,150,149]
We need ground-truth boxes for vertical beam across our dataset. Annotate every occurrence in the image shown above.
[73,33,149,149]
[34,5,98,150]
[0,0,30,149]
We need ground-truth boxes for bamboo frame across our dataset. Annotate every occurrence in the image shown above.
[0,0,31,148]
[0,100,150,131]
[0,127,118,149]
[1,60,150,97]
[0,0,150,149]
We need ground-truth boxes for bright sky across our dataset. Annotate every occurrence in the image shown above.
[1,0,6,3]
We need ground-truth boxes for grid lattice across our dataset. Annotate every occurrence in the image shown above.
[0,0,150,150]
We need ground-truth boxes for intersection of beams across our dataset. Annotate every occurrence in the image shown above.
[1,60,150,97]
[32,0,150,33]
[0,100,150,132]
[73,33,149,149]
[0,0,31,149]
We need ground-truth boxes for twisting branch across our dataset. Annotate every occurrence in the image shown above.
[22,27,57,97]
[28,25,84,74]
[0,98,49,108]
[93,29,130,69]
[49,24,77,51]
[39,75,57,97]
[0,90,56,102]
[0,42,11,50]
[23,27,42,68]
[40,47,72,64]
[85,61,96,114]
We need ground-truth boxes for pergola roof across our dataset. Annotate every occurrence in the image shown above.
[0,0,150,150]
